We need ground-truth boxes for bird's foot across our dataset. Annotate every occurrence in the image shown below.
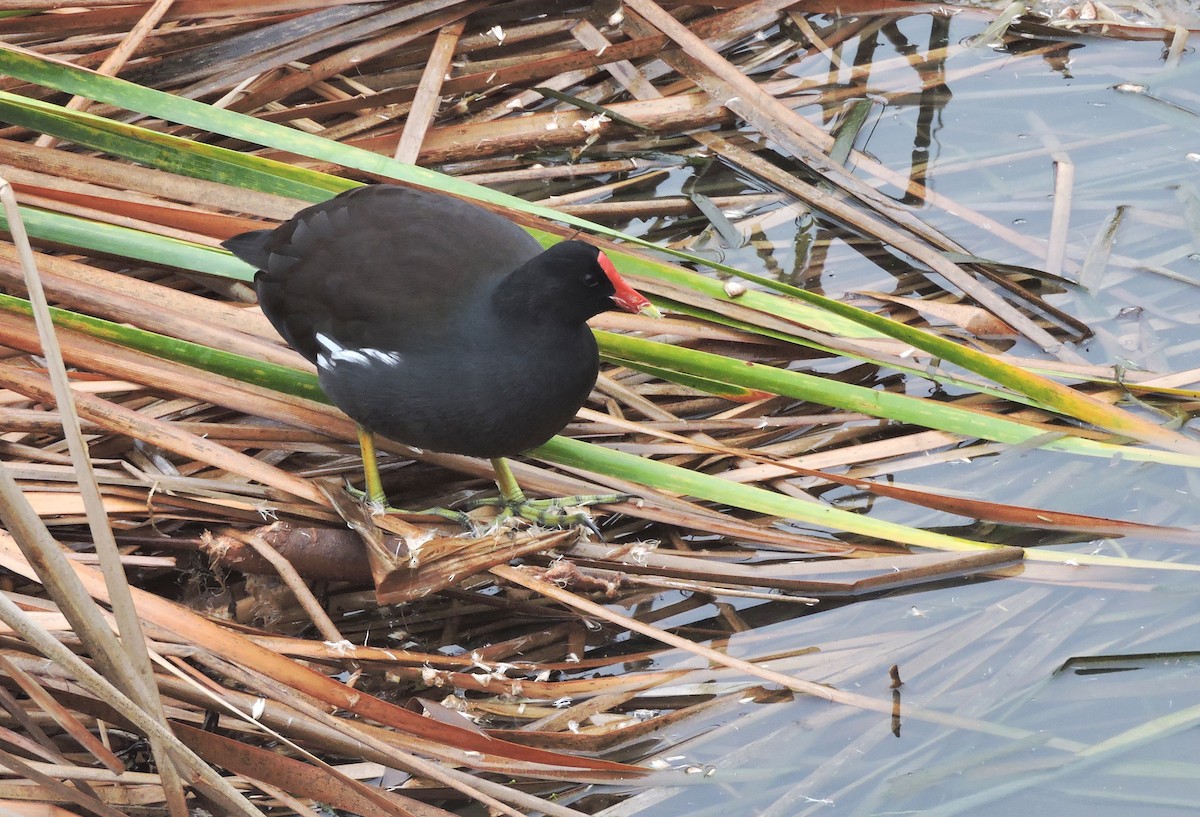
[344,483,476,528]
[345,480,628,537]
[461,493,631,537]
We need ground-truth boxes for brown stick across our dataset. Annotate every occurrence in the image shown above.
[34,0,175,149]
[394,19,465,163]
[224,528,345,643]
[0,361,329,506]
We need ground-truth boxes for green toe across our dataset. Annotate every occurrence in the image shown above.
[463,493,629,534]
[345,482,476,529]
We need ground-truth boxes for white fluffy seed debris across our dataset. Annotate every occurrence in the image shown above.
[576,113,609,133]
[723,281,746,298]
[323,639,355,655]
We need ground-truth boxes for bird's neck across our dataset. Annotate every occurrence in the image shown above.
[492,263,582,326]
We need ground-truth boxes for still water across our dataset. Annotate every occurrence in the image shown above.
[567,10,1200,816]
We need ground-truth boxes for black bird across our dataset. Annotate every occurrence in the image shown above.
[224,184,658,530]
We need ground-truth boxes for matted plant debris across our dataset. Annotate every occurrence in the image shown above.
[0,1,1196,815]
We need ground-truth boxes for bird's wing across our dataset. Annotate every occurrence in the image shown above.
[229,186,545,361]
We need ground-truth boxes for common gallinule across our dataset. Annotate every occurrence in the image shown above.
[224,184,659,531]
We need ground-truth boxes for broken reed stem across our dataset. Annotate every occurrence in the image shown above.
[225,528,345,643]
[491,564,847,699]
[0,178,190,816]
[393,18,465,163]
[491,563,1093,750]
[0,529,264,816]
[33,0,175,150]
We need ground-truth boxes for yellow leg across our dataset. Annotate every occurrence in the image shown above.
[356,425,386,505]
[349,428,473,525]
[491,457,527,505]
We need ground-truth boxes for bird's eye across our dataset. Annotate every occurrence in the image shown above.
[584,271,603,287]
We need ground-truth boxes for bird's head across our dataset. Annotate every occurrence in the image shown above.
[519,240,660,324]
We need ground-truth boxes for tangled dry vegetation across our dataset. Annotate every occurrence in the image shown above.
[0,1,1196,815]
